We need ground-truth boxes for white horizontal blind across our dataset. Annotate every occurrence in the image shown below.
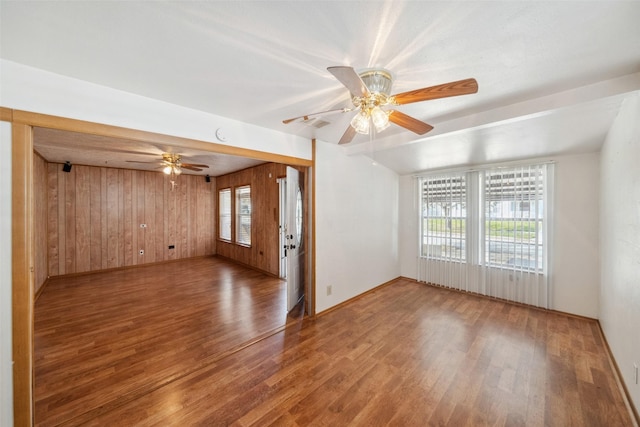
[235,185,251,245]
[417,173,468,291]
[219,188,231,241]
[483,166,544,271]
[417,163,553,307]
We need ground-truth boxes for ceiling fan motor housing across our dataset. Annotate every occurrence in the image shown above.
[359,68,393,95]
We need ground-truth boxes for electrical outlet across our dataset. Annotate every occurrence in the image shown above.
[326,285,332,296]
[139,249,144,255]
[634,363,638,385]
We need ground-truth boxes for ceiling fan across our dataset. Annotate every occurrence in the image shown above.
[127,153,209,175]
[283,66,478,145]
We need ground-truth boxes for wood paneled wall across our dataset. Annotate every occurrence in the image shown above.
[34,152,49,294]
[46,162,216,276]
[216,163,287,276]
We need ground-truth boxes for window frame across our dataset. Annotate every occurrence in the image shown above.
[234,185,252,247]
[481,167,546,273]
[420,173,467,262]
[218,187,232,242]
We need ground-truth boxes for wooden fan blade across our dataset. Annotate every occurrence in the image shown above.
[338,125,357,145]
[181,165,203,172]
[392,78,478,105]
[283,107,351,124]
[388,110,434,135]
[181,163,209,168]
[327,66,370,98]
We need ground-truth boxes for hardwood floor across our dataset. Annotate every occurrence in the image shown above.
[36,264,633,426]
[34,256,297,426]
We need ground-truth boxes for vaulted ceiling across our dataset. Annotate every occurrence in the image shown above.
[1,1,639,175]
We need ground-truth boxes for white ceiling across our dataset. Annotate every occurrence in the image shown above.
[1,1,639,175]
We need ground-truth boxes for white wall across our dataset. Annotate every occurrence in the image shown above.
[552,152,600,317]
[600,91,640,411]
[0,59,312,161]
[0,122,13,426]
[399,174,419,279]
[315,141,400,313]
[398,152,601,318]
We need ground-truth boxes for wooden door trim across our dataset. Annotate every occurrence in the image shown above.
[12,109,313,167]
[0,106,13,122]
[12,122,34,426]
[309,139,316,317]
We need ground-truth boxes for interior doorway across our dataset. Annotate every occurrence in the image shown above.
[9,109,315,423]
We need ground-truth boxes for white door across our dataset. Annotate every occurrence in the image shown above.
[278,178,287,279]
[286,166,304,311]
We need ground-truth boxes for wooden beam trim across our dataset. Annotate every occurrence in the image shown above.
[11,109,313,167]
[0,107,13,122]
[12,123,34,426]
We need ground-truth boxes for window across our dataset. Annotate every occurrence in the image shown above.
[219,188,231,241]
[418,163,553,307]
[421,174,467,261]
[420,164,550,272]
[483,167,546,271]
[235,185,251,246]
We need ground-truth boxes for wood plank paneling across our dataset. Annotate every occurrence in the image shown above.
[154,172,164,261]
[47,163,59,277]
[57,168,66,275]
[106,168,119,269]
[33,152,48,294]
[89,167,102,271]
[216,163,288,276]
[143,171,156,264]
[45,163,216,276]
[135,170,145,266]
[178,176,188,259]
[123,169,133,266]
[64,165,76,274]
[117,169,125,268]
[75,166,91,273]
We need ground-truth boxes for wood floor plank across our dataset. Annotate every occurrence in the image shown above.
[36,270,635,426]
[34,256,294,426]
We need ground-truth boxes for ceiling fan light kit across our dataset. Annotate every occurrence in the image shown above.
[163,165,181,175]
[350,111,370,134]
[162,153,184,176]
[370,106,390,132]
[283,65,478,145]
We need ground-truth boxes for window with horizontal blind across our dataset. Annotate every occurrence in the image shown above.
[235,185,251,246]
[418,163,553,307]
[420,174,467,262]
[420,165,548,272]
[483,166,545,272]
[219,188,231,241]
